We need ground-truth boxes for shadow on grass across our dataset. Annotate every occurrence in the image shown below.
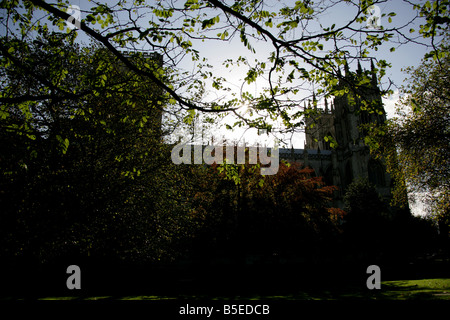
[376,279,450,300]
[1,259,449,301]
[27,278,449,301]
[11,279,443,301]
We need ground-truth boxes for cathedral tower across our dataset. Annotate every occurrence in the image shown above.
[300,61,392,205]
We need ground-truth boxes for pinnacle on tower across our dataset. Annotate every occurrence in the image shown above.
[313,91,317,110]
[335,65,343,86]
[357,60,362,74]
[370,59,377,86]
[344,58,350,77]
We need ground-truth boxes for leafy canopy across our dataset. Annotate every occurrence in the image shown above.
[1,0,448,143]
[366,40,449,225]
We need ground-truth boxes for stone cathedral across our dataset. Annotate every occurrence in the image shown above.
[279,61,391,207]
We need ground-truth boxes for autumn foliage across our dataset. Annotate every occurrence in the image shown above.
[186,161,346,261]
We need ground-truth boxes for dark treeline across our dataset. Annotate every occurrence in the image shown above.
[0,32,444,297]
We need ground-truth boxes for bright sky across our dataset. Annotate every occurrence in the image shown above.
[173,0,432,149]
[3,0,430,135]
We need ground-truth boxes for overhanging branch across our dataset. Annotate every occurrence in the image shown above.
[29,0,238,113]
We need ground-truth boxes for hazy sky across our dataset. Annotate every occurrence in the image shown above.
[1,0,434,146]
[176,0,433,147]
[2,1,432,137]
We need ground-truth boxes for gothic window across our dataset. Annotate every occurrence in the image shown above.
[342,109,350,144]
[345,161,353,187]
[360,111,370,125]
[360,111,370,136]
[368,159,386,187]
[324,165,333,186]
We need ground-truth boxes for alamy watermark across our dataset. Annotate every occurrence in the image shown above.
[171,130,279,176]
[66,5,81,30]
[66,265,81,289]
[64,264,380,291]
[366,265,381,289]
[366,5,382,30]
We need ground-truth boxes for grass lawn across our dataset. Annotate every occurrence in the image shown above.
[30,278,450,301]
[376,278,450,300]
